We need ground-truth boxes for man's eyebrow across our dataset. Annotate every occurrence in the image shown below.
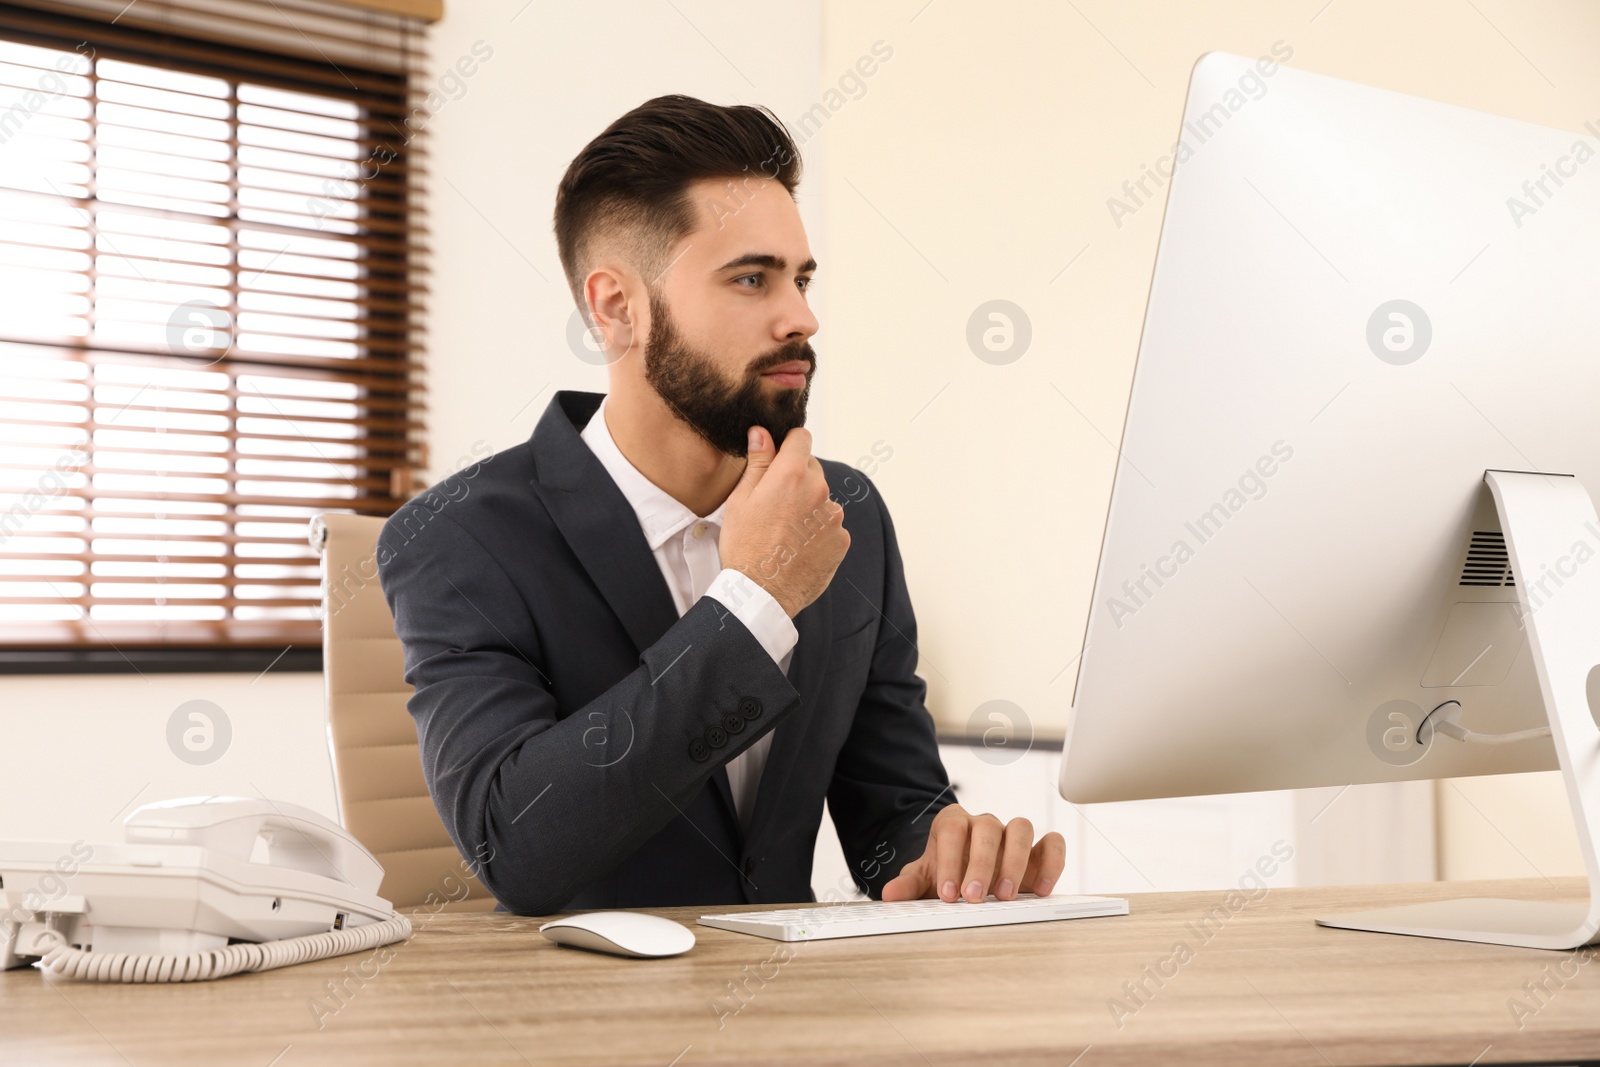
[713,253,818,274]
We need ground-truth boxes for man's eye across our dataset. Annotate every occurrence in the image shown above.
[734,274,762,288]
[797,276,813,292]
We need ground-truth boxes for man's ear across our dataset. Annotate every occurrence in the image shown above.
[584,265,638,363]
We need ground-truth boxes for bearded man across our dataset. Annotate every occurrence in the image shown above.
[378,95,1064,914]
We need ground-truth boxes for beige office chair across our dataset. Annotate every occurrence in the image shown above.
[310,512,498,913]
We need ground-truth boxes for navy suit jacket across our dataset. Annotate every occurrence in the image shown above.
[376,390,952,914]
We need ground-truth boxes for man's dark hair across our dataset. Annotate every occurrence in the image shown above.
[553,94,802,313]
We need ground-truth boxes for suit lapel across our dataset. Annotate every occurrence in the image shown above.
[527,391,682,656]
[527,391,740,819]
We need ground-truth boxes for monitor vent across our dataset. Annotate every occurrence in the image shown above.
[1459,531,1515,587]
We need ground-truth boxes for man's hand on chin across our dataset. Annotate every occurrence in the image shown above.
[880,804,1067,903]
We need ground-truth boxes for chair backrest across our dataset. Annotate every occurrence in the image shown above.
[311,512,497,913]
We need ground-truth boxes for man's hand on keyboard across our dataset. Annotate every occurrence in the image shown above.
[880,804,1066,904]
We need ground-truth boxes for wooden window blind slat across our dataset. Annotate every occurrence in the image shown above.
[0,1,429,651]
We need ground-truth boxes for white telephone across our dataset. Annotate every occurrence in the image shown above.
[0,796,410,982]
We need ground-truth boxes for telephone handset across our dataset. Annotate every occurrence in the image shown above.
[0,796,410,982]
[123,795,386,897]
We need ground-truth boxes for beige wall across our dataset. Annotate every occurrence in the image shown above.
[0,672,333,842]
[1437,771,1586,880]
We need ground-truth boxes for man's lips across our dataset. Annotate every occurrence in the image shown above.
[761,360,812,387]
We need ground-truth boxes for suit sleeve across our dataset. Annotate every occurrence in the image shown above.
[825,473,955,898]
[377,505,800,915]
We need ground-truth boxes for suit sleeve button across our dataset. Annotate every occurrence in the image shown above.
[706,726,727,748]
[738,696,762,720]
[688,738,711,762]
[723,710,745,734]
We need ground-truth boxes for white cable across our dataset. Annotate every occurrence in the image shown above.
[32,914,411,983]
[1431,720,1553,745]
[1420,700,1553,747]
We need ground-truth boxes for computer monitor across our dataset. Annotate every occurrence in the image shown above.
[1057,52,1600,950]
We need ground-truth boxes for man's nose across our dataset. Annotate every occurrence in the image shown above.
[775,283,819,342]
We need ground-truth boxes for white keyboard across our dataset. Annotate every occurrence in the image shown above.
[697,893,1128,942]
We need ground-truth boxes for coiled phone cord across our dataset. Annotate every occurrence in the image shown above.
[31,913,411,983]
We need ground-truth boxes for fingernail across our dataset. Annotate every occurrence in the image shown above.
[965,880,983,901]
[1034,877,1053,897]
[748,427,760,451]
[997,878,1014,899]
[940,880,956,901]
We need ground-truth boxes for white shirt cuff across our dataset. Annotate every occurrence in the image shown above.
[705,568,798,666]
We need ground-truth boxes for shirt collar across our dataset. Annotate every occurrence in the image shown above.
[580,394,727,550]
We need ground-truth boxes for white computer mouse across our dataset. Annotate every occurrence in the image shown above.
[538,911,695,958]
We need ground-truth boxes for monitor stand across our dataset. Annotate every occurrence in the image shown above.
[1317,469,1600,950]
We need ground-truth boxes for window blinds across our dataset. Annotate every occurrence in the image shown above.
[0,0,430,651]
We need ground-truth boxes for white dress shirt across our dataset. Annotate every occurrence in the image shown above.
[581,395,799,833]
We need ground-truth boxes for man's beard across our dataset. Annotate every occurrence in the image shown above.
[642,290,814,458]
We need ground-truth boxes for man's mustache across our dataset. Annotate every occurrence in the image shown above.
[749,342,816,377]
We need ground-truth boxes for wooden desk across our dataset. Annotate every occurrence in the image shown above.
[2,878,1597,1066]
